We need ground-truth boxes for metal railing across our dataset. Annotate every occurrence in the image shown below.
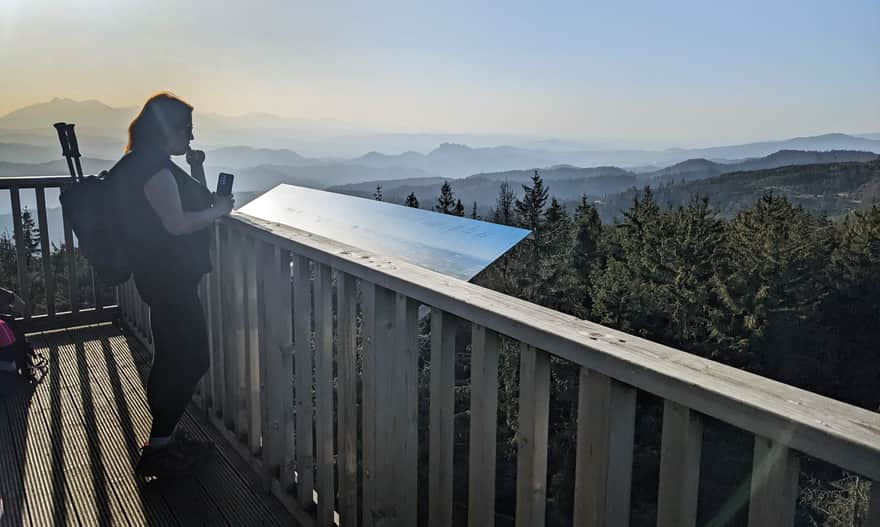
[117,210,880,527]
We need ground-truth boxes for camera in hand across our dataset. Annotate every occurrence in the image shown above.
[216,172,234,196]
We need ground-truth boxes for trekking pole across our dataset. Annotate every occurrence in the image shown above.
[54,122,78,182]
[64,123,85,181]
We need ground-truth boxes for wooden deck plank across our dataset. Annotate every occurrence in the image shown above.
[0,396,30,526]
[0,323,298,527]
[96,325,293,527]
[42,329,179,526]
[73,327,179,527]
[82,326,226,527]
[37,331,138,526]
[12,333,81,526]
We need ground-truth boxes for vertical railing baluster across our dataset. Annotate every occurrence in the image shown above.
[220,224,237,427]
[9,187,30,319]
[35,187,55,319]
[231,230,248,440]
[394,293,419,526]
[361,282,397,527]
[748,436,799,527]
[209,224,225,418]
[93,267,103,313]
[337,272,358,527]
[244,236,261,454]
[868,481,880,527]
[656,401,703,527]
[62,208,79,314]
[293,254,315,509]
[516,343,550,527]
[257,242,284,477]
[314,263,335,526]
[429,308,456,527]
[573,369,637,527]
[469,324,500,527]
[278,249,296,491]
[606,380,637,524]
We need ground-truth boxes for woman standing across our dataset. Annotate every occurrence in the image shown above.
[117,92,234,477]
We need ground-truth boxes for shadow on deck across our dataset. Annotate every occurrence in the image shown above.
[0,323,297,527]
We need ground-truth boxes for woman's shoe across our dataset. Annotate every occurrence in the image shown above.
[135,441,202,478]
[171,428,215,461]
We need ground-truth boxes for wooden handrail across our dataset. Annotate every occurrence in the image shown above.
[223,212,880,481]
[119,210,880,527]
[0,175,72,189]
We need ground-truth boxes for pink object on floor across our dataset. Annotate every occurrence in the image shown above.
[0,320,16,348]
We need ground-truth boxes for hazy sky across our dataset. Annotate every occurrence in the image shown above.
[2,0,878,145]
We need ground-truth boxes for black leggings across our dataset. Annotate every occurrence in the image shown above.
[136,279,209,438]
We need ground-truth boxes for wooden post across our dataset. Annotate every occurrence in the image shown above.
[429,309,456,527]
[748,436,799,527]
[361,282,397,527]
[220,224,237,427]
[257,242,279,477]
[656,401,703,527]
[314,263,335,526]
[230,229,249,439]
[9,187,30,318]
[469,324,500,527]
[516,343,550,527]
[244,236,262,454]
[337,272,359,527]
[278,249,296,491]
[606,380,638,525]
[393,293,419,526]
[35,187,55,318]
[868,480,880,527]
[573,370,637,527]
[293,254,315,509]
[209,224,226,419]
[62,205,79,314]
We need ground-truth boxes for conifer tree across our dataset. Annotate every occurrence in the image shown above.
[515,170,549,231]
[405,192,419,208]
[717,194,833,376]
[571,197,604,315]
[492,181,515,226]
[373,185,383,201]
[453,199,465,217]
[471,202,479,220]
[435,181,455,214]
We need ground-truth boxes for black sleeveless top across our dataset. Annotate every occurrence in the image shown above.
[116,149,213,290]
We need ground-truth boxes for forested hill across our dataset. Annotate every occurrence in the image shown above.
[644,149,879,184]
[596,160,880,221]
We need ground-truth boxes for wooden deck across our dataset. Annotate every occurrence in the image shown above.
[0,323,297,527]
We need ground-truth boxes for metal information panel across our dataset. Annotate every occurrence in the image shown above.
[238,184,530,281]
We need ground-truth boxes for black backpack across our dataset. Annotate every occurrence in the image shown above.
[55,122,132,286]
[59,169,132,285]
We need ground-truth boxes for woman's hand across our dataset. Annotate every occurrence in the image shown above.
[213,193,235,216]
[186,146,206,167]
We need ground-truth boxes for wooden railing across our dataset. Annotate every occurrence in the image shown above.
[0,176,117,332]
[118,210,880,527]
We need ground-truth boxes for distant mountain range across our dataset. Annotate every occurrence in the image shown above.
[2,98,879,174]
[644,149,880,184]
[329,150,880,208]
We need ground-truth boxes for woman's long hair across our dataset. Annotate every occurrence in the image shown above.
[125,92,193,153]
